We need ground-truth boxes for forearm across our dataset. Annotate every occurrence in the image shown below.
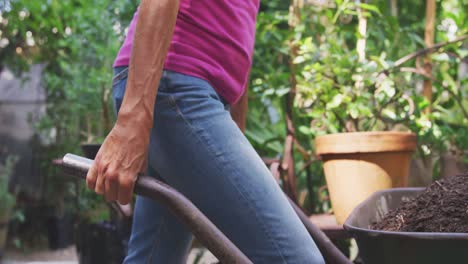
[230,86,248,132]
[87,0,180,203]
[117,0,180,132]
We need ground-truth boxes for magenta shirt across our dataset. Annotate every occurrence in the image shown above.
[114,1,260,104]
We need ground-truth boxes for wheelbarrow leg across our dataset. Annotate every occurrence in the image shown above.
[287,198,352,264]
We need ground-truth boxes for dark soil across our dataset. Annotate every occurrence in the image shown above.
[372,173,468,233]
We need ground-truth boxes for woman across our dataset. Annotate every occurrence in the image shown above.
[86,0,325,263]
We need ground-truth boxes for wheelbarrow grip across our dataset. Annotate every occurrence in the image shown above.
[60,154,252,264]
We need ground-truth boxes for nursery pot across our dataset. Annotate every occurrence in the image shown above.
[47,213,75,250]
[315,131,417,224]
[76,221,127,264]
[80,144,101,160]
[0,208,10,256]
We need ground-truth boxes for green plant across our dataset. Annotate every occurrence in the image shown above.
[292,2,466,136]
[0,0,138,223]
[0,156,18,212]
[1,0,138,145]
[249,0,467,212]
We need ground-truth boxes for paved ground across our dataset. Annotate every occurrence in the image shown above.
[2,246,218,264]
[3,246,77,264]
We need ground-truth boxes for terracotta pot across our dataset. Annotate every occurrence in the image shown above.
[315,131,417,224]
[0,208,11,254]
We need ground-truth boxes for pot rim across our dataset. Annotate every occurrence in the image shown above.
[315,131,417,155]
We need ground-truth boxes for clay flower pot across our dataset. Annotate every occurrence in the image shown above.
[315,131,417,224]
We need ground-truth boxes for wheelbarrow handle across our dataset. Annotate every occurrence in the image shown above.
[60,154,252,264]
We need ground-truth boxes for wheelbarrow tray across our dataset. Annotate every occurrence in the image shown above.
[344,188,468,264]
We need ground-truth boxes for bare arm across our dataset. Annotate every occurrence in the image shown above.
[86,0,180,205]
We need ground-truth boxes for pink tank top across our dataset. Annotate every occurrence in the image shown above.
[114,1,260,104]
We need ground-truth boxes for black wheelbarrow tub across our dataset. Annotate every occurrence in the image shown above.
[343,188,468,264]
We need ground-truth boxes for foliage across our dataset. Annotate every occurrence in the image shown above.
[0,0,466,218]
[250,0,467,211]
[1,0,137,144]
[0,155,18,212]
[247,5,290,157]
[0,0,137,216]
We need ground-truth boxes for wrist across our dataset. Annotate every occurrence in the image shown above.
[116,106,153,133]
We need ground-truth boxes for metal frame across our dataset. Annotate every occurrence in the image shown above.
[59,153,351,264]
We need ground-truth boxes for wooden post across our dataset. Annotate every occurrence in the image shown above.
[423,0,436,114]
[282,0,304,203]
[390,0,398,17]
[356,0,368,63]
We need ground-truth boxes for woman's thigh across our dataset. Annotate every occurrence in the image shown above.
[113,67,193,264]
[149,71,325,263]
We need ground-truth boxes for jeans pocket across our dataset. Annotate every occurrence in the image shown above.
[112,67,128,86]
[112,67,128,114]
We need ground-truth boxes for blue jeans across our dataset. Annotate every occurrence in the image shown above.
[112,67,325,264]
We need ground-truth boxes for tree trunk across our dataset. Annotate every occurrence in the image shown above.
[423,0,436,114]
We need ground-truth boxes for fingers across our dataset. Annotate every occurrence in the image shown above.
[140,154,148,174]
[87,158,134,204]
[118,177,135,205]
[104,167,119,202]
[95,161,107,195]
[86,160,98,190]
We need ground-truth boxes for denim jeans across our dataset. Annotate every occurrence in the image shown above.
[112,67,325,264]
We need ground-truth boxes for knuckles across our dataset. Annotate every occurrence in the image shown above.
[119,177,134,190]
[105,168,119,181]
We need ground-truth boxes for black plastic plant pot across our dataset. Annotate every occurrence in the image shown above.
[76,221,127,264]
[344,188,468,264]
[47,213,75,250]
[80,144,101,160]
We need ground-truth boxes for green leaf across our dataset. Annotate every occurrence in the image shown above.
[326,94,345,109]
[382,109,397,120]
[358,3,381,15]
[299,125,313,135]
[348,106,359,119]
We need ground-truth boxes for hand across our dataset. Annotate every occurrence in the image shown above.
[86,120,149,205]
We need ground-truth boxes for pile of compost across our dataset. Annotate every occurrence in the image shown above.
[372,173,468,233]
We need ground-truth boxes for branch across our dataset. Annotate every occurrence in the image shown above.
[392,35,468,69]
[331,110,350,132]
[371,91,415,126]
[446,88,468,121]
[297,158,320,176]
[293,138,312,161]
[321,73,342,89]
[399,67,468,120]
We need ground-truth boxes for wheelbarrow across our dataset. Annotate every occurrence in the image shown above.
[57,153,351,264]
[344,188,468,264]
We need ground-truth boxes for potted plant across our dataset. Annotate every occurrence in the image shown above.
[74,183,131,264]
[0,156,18,257]
[288,2,466,223]
[315,132,416,224]
[290,5,420,223]
[43,171,77,250]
